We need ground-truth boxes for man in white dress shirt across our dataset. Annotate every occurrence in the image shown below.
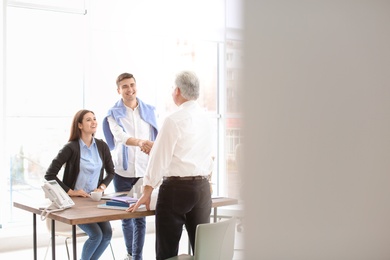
[102,72,158,260]
[129,71,214,260]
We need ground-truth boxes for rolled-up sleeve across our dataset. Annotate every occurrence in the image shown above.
[107,116,131,145]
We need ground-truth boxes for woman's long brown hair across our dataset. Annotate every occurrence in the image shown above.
[68,109,95,142]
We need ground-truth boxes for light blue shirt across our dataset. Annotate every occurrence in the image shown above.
[74,138,103,193]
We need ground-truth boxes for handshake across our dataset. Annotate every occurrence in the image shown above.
[138,140,154,155]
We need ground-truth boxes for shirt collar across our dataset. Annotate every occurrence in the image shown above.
[78,137,96,149]
[179,100,196,109]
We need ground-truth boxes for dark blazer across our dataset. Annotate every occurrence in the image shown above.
[45,138,116,192]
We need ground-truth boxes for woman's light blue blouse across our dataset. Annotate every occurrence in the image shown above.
[74,138,103,193]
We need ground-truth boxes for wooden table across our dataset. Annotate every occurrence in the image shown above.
[14,196,238,260]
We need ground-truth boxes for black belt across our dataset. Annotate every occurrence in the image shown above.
[163,176,209,181]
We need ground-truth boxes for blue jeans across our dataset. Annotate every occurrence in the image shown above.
[77,221,112,260]
[114,174,145,260]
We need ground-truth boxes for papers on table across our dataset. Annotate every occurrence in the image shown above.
[101,192,129,200]
[97,203,145,211]
[110,196,138,204]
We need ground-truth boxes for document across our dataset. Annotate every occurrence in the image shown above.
[97,203,145,211]
[111,196,138,204]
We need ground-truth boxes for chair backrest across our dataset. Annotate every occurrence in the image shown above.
[194,217,236,260]
[45,218,86,237]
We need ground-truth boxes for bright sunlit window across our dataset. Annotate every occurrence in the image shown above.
[1,0,243,232]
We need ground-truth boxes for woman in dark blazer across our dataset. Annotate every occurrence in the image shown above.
[45,109,116,260]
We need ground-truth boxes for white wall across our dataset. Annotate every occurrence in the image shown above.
[243,1,390,259]
[0,0,5,230]
[85,0,228,135]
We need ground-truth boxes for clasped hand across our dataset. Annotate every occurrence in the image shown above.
[139,140,154,155]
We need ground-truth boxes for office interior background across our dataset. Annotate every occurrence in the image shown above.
[3,0,390,259]
[0,0,243,248]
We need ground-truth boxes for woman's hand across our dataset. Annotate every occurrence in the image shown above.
[93,187,105,193]
[67,189,90,198]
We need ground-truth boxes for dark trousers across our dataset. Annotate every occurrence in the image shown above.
[155,178,211,260]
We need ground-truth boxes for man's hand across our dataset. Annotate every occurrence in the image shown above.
[127,185,154,212]
[139,140,154,155]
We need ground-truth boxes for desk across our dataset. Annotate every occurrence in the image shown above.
[14,196,237,260]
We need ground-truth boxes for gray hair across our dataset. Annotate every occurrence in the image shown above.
[175,71,200,100]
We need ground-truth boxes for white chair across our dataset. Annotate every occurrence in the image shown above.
[44,218,115,260]
[166,217,236,260]
[212,202,245,232]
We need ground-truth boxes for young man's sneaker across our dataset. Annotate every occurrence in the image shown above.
[123,253,132,260]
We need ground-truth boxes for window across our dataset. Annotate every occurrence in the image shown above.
[225,40,243,200]
[1,0,243,230]
[4,6,86,224]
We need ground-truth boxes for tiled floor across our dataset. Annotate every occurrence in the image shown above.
[0,218,245,259]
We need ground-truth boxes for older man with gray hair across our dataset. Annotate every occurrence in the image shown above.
[129,71,214,260]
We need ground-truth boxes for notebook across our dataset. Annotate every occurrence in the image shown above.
[110,196,138,204]
[97,203,129,210]
[101,191,130,200]
[97,203,145,211]
[106,200,130,207]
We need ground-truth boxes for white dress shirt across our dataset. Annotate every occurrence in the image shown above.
[107,104,151,177]
[143,100,214,188]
